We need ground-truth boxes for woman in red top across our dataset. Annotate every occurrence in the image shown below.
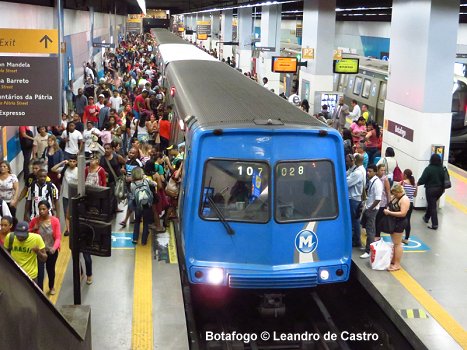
[158,112,171,151]
[29,200,61,294]
[365,121,381,165]
[85,154,107,187]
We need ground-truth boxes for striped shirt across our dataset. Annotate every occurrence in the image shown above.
[401,181,417,202]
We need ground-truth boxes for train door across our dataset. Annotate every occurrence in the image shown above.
[376,81,387,125]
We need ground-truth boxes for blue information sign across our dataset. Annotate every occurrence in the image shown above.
[381,234,430,252]
[111,232,135,249]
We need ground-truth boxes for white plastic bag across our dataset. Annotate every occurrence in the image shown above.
[370,240,394,270]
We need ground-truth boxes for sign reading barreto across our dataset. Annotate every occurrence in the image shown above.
[0,57,59,125]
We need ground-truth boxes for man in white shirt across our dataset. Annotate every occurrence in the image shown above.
[61,121,83,159]
[360,164,383,258]
[349,99,361,121]
[262,77,269,89]
[110,90,123,112]
[96,94,106,109]
[346,154,366,248]
[288,88,301,106]
[85,63,94,82]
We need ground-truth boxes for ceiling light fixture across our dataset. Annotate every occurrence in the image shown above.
[136,0,147,15]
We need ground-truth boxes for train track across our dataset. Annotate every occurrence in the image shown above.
[178,270,414,350]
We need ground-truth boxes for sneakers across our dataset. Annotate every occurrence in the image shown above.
[402,239,409,245]
[49,288,56,295]
[86,276,93,285]
[360,252,370,259]
[422,216,429,223]
[427,225,438,230]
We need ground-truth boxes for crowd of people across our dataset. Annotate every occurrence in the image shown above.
[1,30,449,288]
[338,99,447,271]
[1,32,184,293]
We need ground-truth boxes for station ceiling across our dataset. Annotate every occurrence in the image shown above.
[9,0,467,23]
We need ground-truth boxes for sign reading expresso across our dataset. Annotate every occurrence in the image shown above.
[0,57,59,125]
[333,58,359,74]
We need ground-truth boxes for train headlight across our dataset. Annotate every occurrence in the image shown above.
[207,268,224,285]
[320,269,330,281]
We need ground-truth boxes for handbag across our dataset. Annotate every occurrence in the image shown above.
[443,166,451,189]
[379,214,396,234]
[105,156,126,202]
[165,177,179,198]
[370,240,394,270]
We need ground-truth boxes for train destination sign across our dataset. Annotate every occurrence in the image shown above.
[0,57,59,125]
[271,56,298,73]
[0,28,58,54]
[333,58,359,74]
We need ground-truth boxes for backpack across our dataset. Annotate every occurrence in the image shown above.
[134,181,153,210]
[392,162,403,182]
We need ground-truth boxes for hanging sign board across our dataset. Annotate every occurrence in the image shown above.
[271,56,298,73]
[333,58,359,74]
[0,56,59,125]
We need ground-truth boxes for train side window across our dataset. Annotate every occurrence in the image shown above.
[378,82,387,105]
[353,76,363,96]
[274,160,338,223]
[200,159,270,223]
[362,79,372,99]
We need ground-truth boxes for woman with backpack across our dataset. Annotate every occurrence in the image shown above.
[130,167,154,245]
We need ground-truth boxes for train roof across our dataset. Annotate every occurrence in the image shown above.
[152,28,187,45]
[159,44,218,64]
[165,60,326,130]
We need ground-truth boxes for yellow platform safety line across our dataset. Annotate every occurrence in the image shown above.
[44,235,71,305]
[168,222,178,264]
[445,195,467,215]
[391,269,467,349]
[449,169,467,184]
[132,238,153,350]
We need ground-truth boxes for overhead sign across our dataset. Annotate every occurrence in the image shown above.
[0,56,59,125]
[296,23,302,38]
[197,20,211,38]
[256,46,276,52]
[333,58,359,74]
[302,47,314,60]
[92,42,115,49]
[271,56,298,73]
[333,49,343,60]
[0,28,58,54]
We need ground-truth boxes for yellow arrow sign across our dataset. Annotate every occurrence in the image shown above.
[0,28,59,54]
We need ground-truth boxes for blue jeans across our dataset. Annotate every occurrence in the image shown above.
[37,250,59,290]
[82,253,92,276]
[349,199,362,247]
[366,147,380,165]
[133,206,154,245]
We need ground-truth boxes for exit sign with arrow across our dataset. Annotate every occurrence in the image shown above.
[0,28,58,54]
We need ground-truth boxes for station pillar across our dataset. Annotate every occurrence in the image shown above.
[256,4,282,93]
[299,0,336,113]
[383,0,459,207]
[237,7,253,73]
[210,11,220,51]
[220,10,233,61]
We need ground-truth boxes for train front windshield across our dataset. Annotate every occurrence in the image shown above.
[200,159,339,224]
[275,161,338,222]
[200,160,270,223]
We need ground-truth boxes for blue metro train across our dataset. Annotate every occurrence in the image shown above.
[153,29,352,290]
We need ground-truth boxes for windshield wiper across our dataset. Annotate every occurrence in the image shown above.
[207,196,235,235]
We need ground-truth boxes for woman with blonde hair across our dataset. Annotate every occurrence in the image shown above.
[383,183,410,271]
